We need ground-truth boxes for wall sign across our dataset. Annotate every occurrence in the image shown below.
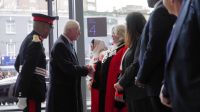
[87,17,107,37]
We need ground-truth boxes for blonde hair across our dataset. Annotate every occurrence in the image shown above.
[112,24,126,43]
[63,20,80,34]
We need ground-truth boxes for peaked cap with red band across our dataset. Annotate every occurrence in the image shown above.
[32,13,57,25]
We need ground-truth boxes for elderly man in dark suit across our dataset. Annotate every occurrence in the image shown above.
[135,0,176,112]
[46,20,94,112]
[160,0,200,112]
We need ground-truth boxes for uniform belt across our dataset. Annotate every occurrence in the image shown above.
[19,65,47,77]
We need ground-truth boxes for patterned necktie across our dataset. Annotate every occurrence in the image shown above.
[70,43,75,52]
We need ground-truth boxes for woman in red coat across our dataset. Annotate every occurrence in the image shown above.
[99,25,128,112]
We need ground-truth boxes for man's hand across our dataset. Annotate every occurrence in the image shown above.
[159,85,172,108]
[135,77,145,88]
[87,79,93,90]
[17,97,27,109]
[114,82,124,91]
[86,65,95,77]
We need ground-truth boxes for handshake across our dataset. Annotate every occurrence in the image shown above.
[85,64,95,77]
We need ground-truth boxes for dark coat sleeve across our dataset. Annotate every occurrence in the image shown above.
[14,55,20,72]
[119,39,140,88]
[51,42,88,77]
[137,7,175,83]
[19,42,43,96]
[194,0,200,31]
[162,81,170,98]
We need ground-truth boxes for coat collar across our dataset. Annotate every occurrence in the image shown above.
[60,34,71,46]
[60,34,78,63]
[154,0,162,8]
[61,34,73,44]
[166,0,191,66]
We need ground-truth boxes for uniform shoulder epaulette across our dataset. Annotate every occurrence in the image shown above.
[32,35,41,42]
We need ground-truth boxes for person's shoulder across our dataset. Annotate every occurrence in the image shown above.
[153,4,168,15]
[150,5,171,22]
[32,34,41,42]
[52,36,71,51]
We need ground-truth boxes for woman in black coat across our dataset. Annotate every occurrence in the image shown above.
[114,12,150,112]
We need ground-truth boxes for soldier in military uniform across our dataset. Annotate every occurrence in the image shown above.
[14,13,57,112]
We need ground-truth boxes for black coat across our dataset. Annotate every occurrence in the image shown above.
[46,35,88,112]
[92,61,102,89]
[136,2,176,96]
[164,0,200,112]
[119,38,149,112]
[119,38,147,101]
[14,31,47,102]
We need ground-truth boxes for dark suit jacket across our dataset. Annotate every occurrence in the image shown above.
[46,35,89,112]
[119,38,148,101]
[164,0,200,112]
[136,2,176,96]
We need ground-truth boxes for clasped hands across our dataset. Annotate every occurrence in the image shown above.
[86,65,95,77]
[114,82,124,91]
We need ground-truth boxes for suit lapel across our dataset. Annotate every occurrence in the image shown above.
[166,0,191,66]
[61,35,79,64]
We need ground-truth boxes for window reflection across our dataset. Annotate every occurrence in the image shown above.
[6,17,16,34]
[6,39,16,57]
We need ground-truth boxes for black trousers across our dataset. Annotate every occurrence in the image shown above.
[126,97,152,112]
[149,96,171,112]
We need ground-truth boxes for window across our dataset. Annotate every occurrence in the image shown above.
[27,21,33,34]
[87,4,96,11]
[29,0,36,3]
[29,7,36,11]
[88,0,96,2]
[0,0,3,8]
[6,39,16,57]
[6,17,16,34]
[64,1,67,6]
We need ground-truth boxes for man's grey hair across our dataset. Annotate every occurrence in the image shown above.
[63,20,80,33]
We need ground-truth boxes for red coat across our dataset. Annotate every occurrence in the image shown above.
[91,61,102,112]
[104,45,128,112]
[91,88,100,112]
